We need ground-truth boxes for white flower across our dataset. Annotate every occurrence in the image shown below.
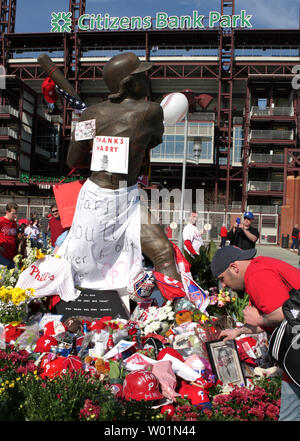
[158,311,167,321]
[167,312,175,320]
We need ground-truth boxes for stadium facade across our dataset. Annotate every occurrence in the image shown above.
[0,0,299,243]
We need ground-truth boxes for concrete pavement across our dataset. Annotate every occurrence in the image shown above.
[255,244,300,269]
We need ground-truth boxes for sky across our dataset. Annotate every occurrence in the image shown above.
[14,0,300,33]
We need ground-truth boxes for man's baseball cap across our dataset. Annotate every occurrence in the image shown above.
[211,246,257,278]
[243,211,254,220]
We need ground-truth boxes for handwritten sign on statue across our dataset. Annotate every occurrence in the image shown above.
[90,136,129,174]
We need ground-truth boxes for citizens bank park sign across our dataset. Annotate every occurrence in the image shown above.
[50,10,253,33]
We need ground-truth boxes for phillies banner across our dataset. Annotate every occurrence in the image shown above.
[181,272,210,314]
[153,272,186,301]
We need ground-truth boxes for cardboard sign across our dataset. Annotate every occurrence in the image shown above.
[90,136,129,174]
[53,288,129,320]
[53,179,86,228]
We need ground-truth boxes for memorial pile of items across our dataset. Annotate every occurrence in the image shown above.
[0,242,282,421]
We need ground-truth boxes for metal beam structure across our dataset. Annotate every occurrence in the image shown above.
[215,0,235,210]
[0,0,16,65]
[69,0,86,32]
[0,0,16,33]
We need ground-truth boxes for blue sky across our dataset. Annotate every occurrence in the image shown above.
[15,0,299,32]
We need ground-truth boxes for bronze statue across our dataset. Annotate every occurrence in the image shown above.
[38,52,180,284]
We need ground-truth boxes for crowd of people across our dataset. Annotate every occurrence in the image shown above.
[0,202,68,268]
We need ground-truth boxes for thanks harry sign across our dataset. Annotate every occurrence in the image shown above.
[90,136,129,174]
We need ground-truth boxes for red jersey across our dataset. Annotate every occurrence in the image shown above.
[48,217,65,246]
[245,256,300,316]
[0,216,17,259]
[245,256,300,383]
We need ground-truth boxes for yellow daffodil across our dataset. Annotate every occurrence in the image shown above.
[35,250,45,259]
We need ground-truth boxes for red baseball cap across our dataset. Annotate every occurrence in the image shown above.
[34,335,58,353]
[43,320,67,337]
[179,382,210,406]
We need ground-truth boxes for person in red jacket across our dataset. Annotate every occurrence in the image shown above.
[220,224,228,248]
[0,202,18,268]
[211,245,300,421]
[48,204,66,249]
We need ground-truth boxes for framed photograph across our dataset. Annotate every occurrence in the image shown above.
[205,339,246,387]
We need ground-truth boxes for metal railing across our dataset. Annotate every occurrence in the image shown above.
[248,205,280,214]
[35,147,51,159]
[0,149,17,160]
[149,209,279,245]
[249,153,284,164]
[0,127,18,139]
[248,181,283,192]
[0,105,19,118]
[36,107,52,122]
[250,106,294,117]
[0,174,16,180]
[250,130,294,140]
[189,113,215,121]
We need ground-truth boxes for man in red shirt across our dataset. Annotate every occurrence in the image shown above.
[211,245,300,421]
[0,202,18,268]
[48,205,66,249]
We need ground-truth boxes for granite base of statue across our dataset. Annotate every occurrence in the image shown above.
[53,288,130,320]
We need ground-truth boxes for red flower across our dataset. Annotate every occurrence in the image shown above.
[248,406,265,421]
[202,408,213,419]
[128,327,137,335]
[265,403,279,420]
[15,366,27,374]
[79,399,101,420]
[0,350,8,360]
[25,361,37,372]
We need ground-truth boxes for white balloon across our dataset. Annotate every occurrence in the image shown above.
[160,92,189,126]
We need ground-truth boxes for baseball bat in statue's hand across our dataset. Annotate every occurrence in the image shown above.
[38,53,81,100]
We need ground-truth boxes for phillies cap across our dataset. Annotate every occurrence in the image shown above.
[211,246,257,278]
[34,335,58,353]
[243,211,254,220]
[179,382,210,406]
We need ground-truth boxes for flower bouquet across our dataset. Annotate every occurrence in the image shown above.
[138,301,175,336]
[0,239,52,291]
[0,286,35,324]
[207,287,249,323]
